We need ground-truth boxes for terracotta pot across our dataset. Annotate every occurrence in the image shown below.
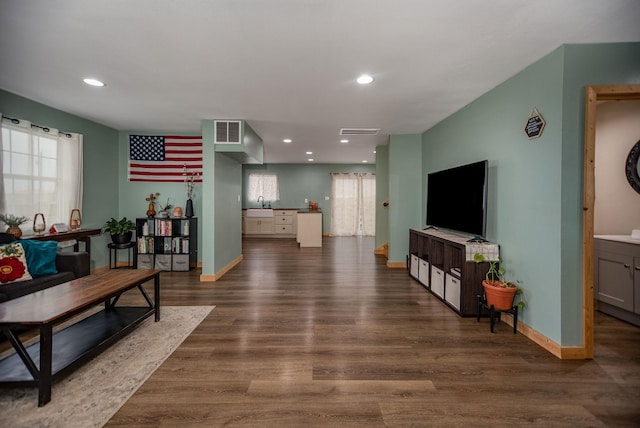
[482,280,517,310]
[6,226,23,239]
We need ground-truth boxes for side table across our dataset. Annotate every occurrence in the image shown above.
[108,242,136,269]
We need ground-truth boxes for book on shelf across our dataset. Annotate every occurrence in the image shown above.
[154,219,173,236]
[137,236,155,254]
[172,237,190,253]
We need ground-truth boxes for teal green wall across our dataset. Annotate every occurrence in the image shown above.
[201,120,217,277]
[375,145,390,249]
[214,153,242,271]
[242,122,263,164]
[558,42,640,344]
[388,134,422,263]
[117,131,203,264]
[421,48,564,342]
[0,89,119,270]
[418,42,640,346]
[242,163,376,233]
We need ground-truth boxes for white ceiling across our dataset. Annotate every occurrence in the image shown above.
[1,1,639,164]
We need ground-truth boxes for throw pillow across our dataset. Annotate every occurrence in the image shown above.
[18,240,59,277]
[0,242,33,284]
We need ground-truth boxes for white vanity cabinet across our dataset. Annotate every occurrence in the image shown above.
[594,236,640,327]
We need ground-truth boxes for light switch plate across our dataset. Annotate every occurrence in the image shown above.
[325,196,330,200]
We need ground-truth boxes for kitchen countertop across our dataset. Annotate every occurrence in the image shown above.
[297,209,322,213]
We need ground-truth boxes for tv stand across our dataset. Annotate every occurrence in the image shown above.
[423,225,438,231]
[409,228,499,316]
[466,236,488,243]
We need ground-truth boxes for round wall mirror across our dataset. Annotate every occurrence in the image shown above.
[626,139,640,194]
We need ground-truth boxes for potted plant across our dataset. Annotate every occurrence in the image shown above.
[0,213,30,239]
[103,217,136,244]
[157,198,173,218]
[473,254,520,310]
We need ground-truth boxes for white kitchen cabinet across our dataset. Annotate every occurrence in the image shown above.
[273,209,297,237]
[243,217,274,234]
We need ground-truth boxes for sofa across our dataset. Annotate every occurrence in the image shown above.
[0,232,90,303]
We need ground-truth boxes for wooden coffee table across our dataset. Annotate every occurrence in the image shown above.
[0,269,160,406]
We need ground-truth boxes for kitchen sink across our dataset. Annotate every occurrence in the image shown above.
[246,208,274,217]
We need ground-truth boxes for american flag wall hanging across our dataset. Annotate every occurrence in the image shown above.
[128,135,203,182]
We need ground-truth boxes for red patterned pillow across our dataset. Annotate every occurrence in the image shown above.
[0,242,33,284]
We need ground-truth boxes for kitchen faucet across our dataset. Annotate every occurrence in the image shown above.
[257,195,265,208]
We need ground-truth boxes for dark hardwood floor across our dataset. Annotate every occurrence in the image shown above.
[108,237,640,427]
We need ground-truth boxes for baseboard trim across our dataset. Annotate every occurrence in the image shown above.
[386,261,406,269]
[200,254,243,282]
[501,313,588,359]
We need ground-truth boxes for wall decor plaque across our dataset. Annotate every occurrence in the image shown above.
[524,108,545,139]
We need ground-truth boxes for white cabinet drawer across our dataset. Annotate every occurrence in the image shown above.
[418,259,429,287]
[410,255,419,279]
[275,216,294,225]
[431,266,444,298]
[445,273,461,310]
[275,210,294,216]
[275,225,294,234]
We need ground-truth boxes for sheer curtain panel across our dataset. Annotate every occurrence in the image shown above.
[248,174,280,202]
[330,173,376,236]
[1,116,83,225]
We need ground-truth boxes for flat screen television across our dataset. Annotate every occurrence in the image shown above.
[426,160,488,238]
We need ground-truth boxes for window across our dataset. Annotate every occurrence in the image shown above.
[1,117,83,225]
[248,174,279,202]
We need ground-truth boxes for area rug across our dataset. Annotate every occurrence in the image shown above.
[0,305,214,428]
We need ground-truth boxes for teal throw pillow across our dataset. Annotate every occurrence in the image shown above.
[18,240,59,277]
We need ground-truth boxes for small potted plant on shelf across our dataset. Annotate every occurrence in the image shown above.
[473,254,522,310]
[0,213,30,239]
[103,217,136,245]
[157,198,173,218]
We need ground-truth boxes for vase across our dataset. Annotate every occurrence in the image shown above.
[185,198,194,218]
[6,226,23,239]
[146,202,156,218]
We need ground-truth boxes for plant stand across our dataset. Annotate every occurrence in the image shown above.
[476,294,518,334]
[108,242,137,269]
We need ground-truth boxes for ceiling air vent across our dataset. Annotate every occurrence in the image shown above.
[214,120,242,144]
[339,128,380,136]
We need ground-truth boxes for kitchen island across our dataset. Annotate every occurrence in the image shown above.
[296,209,322,247]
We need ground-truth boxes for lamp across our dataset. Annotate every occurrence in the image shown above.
[33,213,46,235]
[69,209,82,230]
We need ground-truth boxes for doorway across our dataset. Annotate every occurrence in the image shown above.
[582,85,640,358]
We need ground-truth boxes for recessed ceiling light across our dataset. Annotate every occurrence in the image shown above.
[356,74,374,85]
[307,158,314,162]
[373,150,377,154]
[283,139,292,143]
[306,151,313,155]
[83,78,105,87]
[362,160,368,163]
[340,139,349,144]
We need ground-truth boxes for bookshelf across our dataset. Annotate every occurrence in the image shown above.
[135,217,197,271]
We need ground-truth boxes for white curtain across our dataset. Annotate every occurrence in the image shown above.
[248,173,280,202]
[0,116,83,225]
[330,173,376,236]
